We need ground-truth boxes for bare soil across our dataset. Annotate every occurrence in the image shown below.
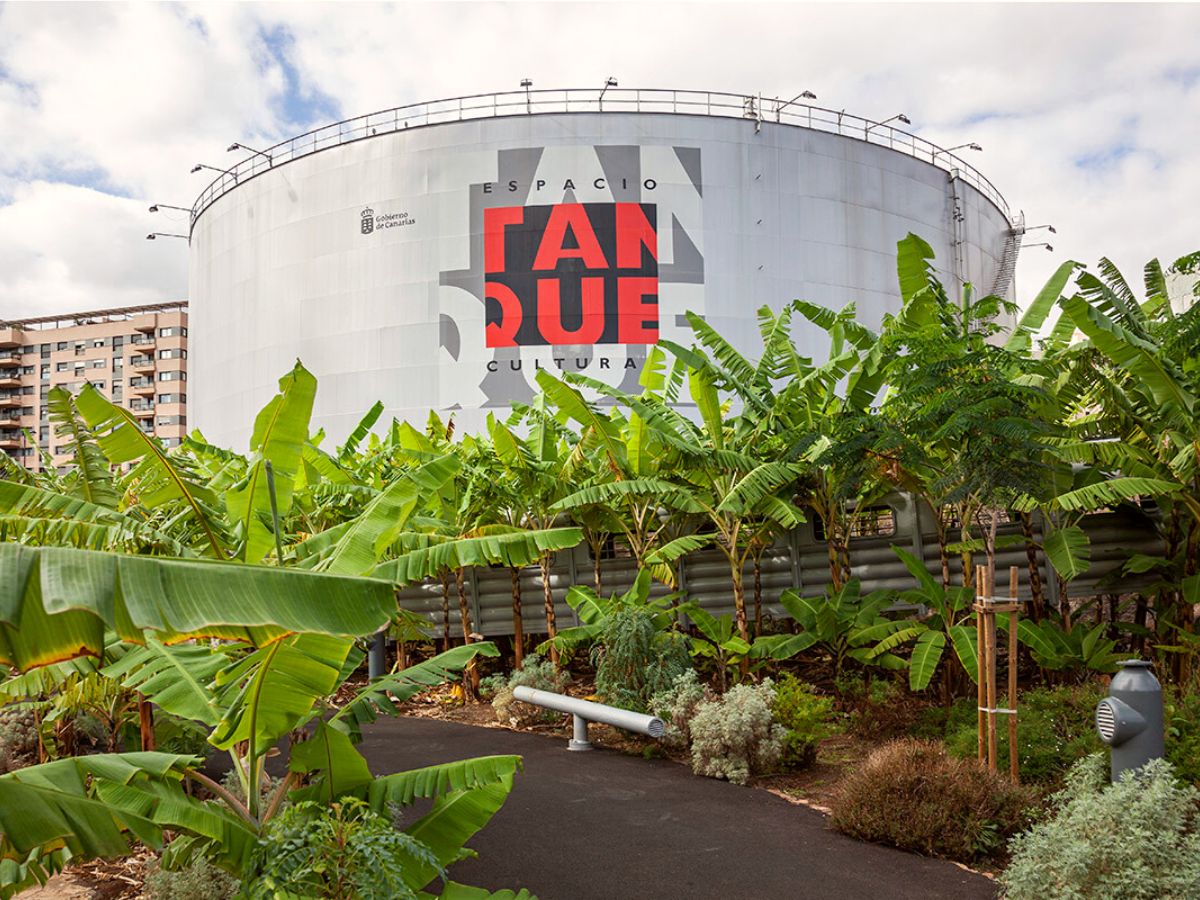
[20,850,149,899]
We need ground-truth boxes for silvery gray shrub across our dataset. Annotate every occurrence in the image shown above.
[1001,754,1200,900]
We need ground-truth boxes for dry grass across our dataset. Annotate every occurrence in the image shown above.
[828,738,1037,862]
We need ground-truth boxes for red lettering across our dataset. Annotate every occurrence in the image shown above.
[618,277,659,344]
[533,204,608,270]
[484,207,524,273]
[537,278,606,345]
[485,281,523,346]
[616,203,657,268]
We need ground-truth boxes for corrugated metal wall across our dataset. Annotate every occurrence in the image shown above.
[396,494,1163,638]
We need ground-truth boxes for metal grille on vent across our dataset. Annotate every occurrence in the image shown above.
[1096,701,1117,743]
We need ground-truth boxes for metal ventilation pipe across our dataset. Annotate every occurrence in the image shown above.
[513,686,665,751]
[1095,660,1164,781]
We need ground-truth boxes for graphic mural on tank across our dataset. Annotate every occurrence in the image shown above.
[438,144,704,408]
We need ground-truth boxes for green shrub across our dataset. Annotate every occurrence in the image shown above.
[490,653,569,726]
[1001,755,1200,900]
[772,675,835,770]
[1165,687,1200,786]
[249,798,439,900]
[689,680,786,786]
[144,855,240,900]
[841,676,925,740]
[593,606,692,713]
[650,669,708,750]
[942,683,1105,785]
[829,738,1035,861]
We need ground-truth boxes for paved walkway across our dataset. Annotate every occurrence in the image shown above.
[358,718,998,900]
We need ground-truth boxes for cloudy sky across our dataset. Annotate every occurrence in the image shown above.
[0,2,1197,320]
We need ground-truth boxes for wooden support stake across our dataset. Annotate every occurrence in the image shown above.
[1008,565,1020,784]
[985,567,998,772]
[975,568,986,764]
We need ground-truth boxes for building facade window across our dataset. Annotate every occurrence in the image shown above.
[157,371,186,382]
[158,348,187,360]
[158,326,188,338]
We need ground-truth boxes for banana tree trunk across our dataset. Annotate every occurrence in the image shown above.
[1133,593,1148,655]
[730,556,750,677]
[540,554,559,665]
[753,554,764,638]
[1019,511,1046,622]
[138,697,155,752]
[931,500,951,589]
[826,524,842,591]
[838,524,853,589]
[454,567,480,698]
[510,566,525,669]
[439,569,452,652]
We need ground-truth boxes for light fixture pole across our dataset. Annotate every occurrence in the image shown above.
[933,142,983,159]
[599,77,618,109]
[1025,224,1057,234]
[520,79,533,114]
[227,142,272,164]
[146,233,188,241]
[775,90,817,118]
[191,163,237,181]
[865,113,911,133]
[148,203,191,214]
[1025,242,1055,252]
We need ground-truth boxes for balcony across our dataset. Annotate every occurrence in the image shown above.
[0,326,22,348]
[0,375,20,389]
[0,430,21,448]
[128,377,155,395]
[0,393,20,408]
[130,355,156,372]
[131,315,156,334]
[130,334,155,347]
[0,351,21,368]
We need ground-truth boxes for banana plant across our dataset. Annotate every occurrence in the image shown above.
[890,547,980,692]
[680,603,804,691]
[537,568,677,660]
[75,383,231,558]
[754,580,910,681]
[0,545,520,897]
[1048,252,1200,679]
[1011,618,1125,677]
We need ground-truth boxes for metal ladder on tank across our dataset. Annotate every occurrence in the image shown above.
[989,211,1025,299]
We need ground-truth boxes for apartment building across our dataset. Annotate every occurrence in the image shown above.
[0,301,188,471]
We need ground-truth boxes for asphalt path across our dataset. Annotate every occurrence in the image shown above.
[358,717,999,900]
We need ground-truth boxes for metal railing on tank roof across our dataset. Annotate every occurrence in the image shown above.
[190,87,1011,229]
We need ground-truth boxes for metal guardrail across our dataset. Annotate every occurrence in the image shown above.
[190,87,1011,230]
[512,685,665,751]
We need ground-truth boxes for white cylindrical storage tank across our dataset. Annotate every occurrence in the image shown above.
[188,89,1016,448]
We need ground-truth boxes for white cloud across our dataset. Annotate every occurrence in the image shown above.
[0,182,186,318]
[0,1,1198,319]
